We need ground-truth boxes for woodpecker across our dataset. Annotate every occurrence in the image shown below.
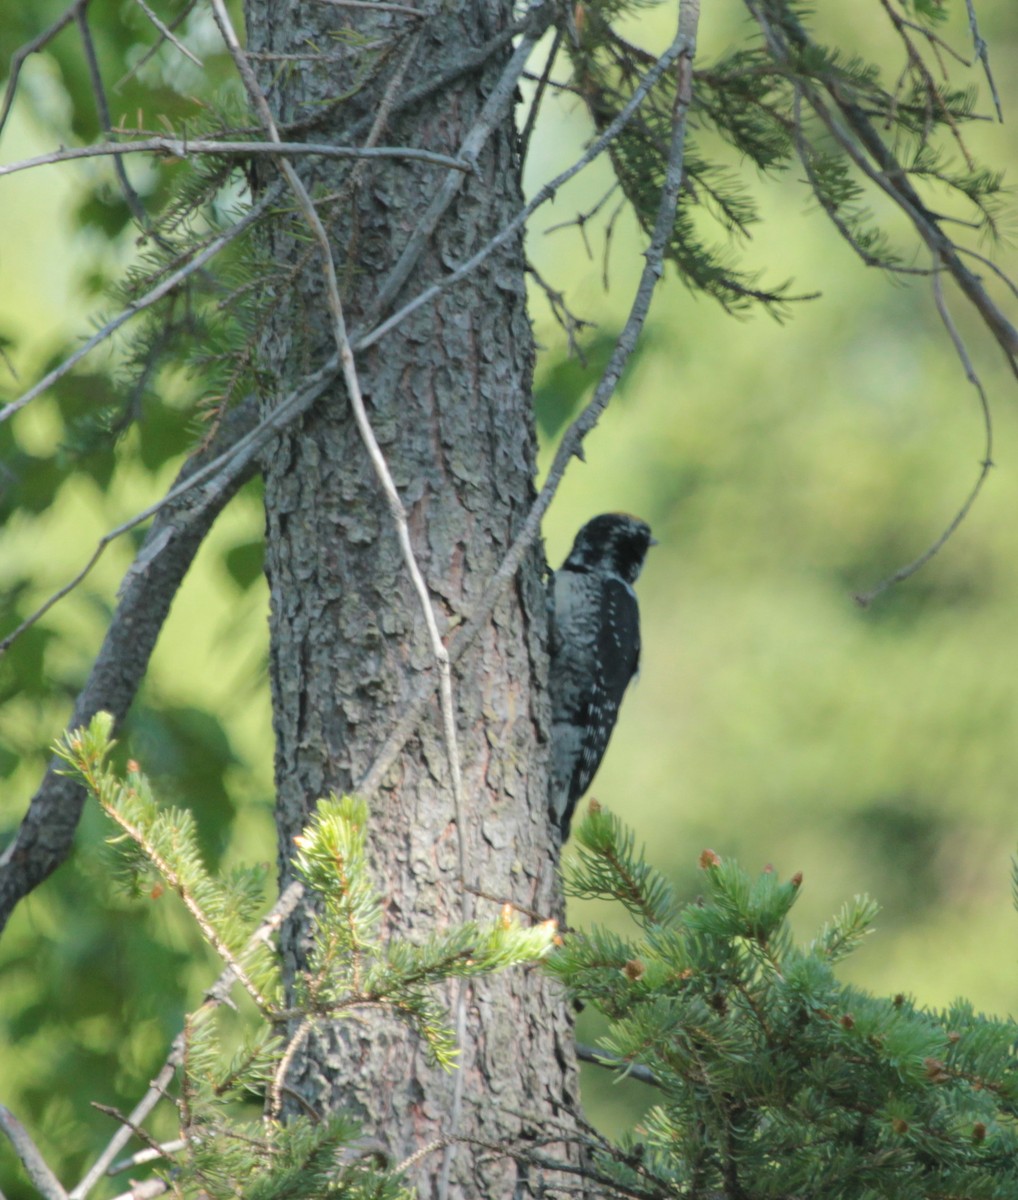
[548,513,655,838]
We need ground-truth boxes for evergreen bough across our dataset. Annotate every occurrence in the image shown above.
[550,801,1018,1199]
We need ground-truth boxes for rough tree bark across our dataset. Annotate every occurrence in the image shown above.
[244,2,579,1195]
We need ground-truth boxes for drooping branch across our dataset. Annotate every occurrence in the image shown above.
[744,0,1018,363]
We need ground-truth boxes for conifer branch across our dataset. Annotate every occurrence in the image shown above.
[744,0,1018,362]
[71,878,304,1199]
[62,723,273,1012]
[553,813,1018,1196]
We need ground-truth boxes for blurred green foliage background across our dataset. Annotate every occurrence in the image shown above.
[1,0,1017,1193]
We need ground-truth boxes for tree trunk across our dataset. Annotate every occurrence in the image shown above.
[244,2,579,1194]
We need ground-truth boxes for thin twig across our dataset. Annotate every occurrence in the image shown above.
[956,244,1018,303]
[327,24,425,292]
[74,7,153,235]
[855,256,994,606]
[575,1043,661,1089]
[0,136,468,179]
[115,0,200,89]
[518,26,564,167]
[964,0,1002,121]
[342,16,528,146]
[599,195,628,292]
[108,1140,187,1176]
[543,183,621,239]
[269,1018,314,1120]
[128,0,203,66]
[527,263,595,361]
[89,1105,166,1161]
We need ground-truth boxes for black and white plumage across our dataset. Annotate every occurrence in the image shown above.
[548,513,655,838]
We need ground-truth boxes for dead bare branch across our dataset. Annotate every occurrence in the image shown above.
[358,5,699,797]
[127,0,203,66]
[0,136,468,180]
[964,0,1002,121]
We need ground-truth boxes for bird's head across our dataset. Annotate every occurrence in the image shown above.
[562,512,655,583]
